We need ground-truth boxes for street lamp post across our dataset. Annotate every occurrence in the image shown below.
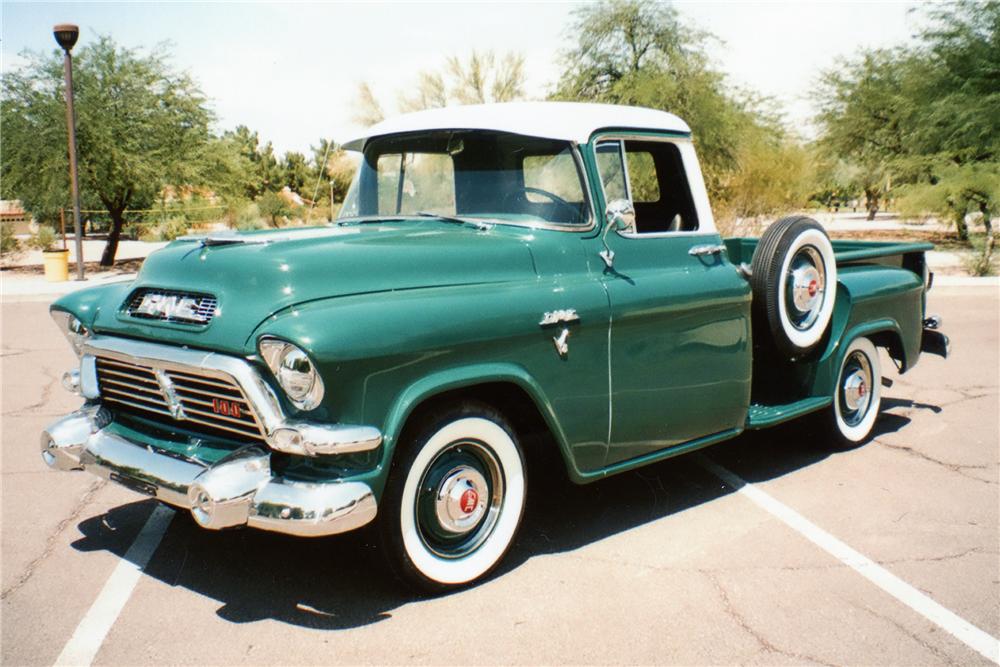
[53,24,85,281]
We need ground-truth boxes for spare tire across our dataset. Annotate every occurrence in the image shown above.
[751,216,837,358]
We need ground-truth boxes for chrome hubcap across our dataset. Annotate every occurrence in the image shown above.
[416,440,504,559]
[840,351,873,426]
[434,466,488,534]
[787,246,826,330]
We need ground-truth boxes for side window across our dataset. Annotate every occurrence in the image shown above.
[595,141,628,202]
[625,151,660,203]
[596,139,699,234]
[376,152,456,215]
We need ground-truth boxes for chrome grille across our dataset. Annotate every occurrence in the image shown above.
[125,288,218,325]
[95,356,266,443]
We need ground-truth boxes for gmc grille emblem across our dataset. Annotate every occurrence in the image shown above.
[212,398,242,418]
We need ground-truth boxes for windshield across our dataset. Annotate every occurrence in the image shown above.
[338,131,591,227]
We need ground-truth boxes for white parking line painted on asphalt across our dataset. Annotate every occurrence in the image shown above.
[54,505,174,667]
[698,455,1000,665]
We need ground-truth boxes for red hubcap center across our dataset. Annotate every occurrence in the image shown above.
[807,279,818,297]
[859,381,866,397]
[459,488,479,514]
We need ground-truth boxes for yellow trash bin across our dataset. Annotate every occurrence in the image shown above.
[43,249,70,282]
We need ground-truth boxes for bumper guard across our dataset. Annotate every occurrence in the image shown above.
[41,407,377,537]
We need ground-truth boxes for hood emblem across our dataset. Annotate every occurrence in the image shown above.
[127,289,218,325]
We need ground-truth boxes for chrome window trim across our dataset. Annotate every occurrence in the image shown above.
[590,133,718,238]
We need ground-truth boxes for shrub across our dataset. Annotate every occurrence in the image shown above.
[257,191,293,227]
[26,225,58,251]
[1,224,22,257]
[140,216,190,242]
[234,203,266,231]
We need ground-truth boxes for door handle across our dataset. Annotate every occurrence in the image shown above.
[689,244,726,257]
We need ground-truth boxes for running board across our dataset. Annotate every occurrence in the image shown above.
[746,396,832,430]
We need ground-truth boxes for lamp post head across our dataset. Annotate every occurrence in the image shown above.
[53,24,79,52]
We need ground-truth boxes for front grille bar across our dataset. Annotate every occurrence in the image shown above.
[94,353,267,444]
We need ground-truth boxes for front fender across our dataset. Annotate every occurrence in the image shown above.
[379,362,574,474]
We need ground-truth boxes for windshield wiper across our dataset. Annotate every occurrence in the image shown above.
[416,211,492,230]
[336,216,407,226]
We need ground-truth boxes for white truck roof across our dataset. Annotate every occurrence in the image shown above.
[341,102,691,150]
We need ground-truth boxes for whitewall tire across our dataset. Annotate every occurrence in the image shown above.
[751,216,838,358]
[380,404,526,592]
[830,336,882,447]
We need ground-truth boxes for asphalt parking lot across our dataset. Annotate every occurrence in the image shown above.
[2,285,997,666]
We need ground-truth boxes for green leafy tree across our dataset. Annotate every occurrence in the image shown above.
[257,191,293,227]
[281,151,310,194]
[815,1,1000,224]
[815,50,911,219]
[553,0,789,217]
[1,36,214,265]
[899,163,999,270]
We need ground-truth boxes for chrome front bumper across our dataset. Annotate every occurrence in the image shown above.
[41,406,378,537]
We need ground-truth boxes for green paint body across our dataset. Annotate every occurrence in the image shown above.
[52,133,935,500]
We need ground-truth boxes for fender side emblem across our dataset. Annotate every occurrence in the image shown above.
[540,309,579,327]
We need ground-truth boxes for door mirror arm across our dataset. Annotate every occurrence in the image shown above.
[600,199,635,269]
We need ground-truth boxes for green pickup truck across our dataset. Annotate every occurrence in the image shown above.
[42,102,949,591]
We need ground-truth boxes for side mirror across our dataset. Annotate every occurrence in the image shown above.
[605,198,636,234]
[599,199,635,269]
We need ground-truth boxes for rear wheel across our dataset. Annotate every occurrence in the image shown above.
[379,402,526,593]
[828,336,882,448]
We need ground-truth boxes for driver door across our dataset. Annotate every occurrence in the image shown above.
[594,137,752,466]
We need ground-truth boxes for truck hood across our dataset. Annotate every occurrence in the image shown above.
[88,222,537,354]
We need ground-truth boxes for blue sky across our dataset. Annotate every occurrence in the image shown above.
[3,2,922,155]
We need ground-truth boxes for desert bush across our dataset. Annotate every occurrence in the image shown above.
[26,225,58,251]
[235,203,267,231]
[1,224,22,257]
[257,192,293,227]
[140,216,190,242]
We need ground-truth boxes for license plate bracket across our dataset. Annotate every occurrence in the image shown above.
[110,472,159,497]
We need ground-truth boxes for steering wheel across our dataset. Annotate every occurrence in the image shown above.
[522,187,581,219]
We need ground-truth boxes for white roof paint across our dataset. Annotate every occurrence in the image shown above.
[341,102,691,150]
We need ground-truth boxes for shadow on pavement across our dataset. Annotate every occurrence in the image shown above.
[69,406,934,631]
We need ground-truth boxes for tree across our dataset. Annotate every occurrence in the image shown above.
[216,125,282,200]
[553,0,790,218]
[814,1,1000,223]
[1,36,214,265]
[898,163,999,268]
[353,82,385,127]
[257,191,293,227]
[815,50,911,219]
[353,50,528,126]
[280,151,310,194]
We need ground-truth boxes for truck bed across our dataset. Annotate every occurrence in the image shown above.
[725,238,933,268]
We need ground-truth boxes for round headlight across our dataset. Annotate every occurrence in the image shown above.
[258,338,324,410]
[50,310,89,357]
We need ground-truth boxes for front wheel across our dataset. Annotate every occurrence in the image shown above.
[379,403,526,593]
[827,336,883,448]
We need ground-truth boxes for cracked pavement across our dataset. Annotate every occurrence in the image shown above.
[2,286,997,665]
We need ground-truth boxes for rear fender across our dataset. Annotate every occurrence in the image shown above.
[808,265,922,397]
